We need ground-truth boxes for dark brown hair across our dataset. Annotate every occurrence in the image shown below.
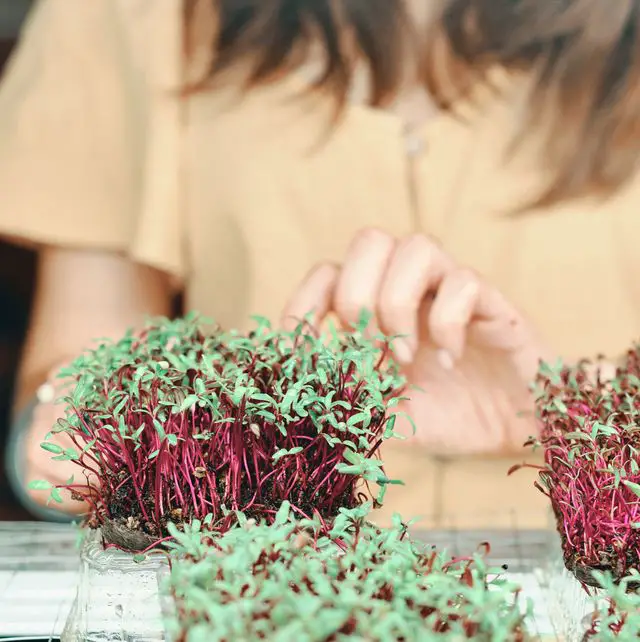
[423,0,640,208]
[185,0,411,109]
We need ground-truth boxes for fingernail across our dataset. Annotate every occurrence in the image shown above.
[393,338,414,364]
[437,349,455,371]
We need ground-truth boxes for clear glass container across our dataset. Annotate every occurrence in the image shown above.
[61,529,169,642]
[543,517,606,641]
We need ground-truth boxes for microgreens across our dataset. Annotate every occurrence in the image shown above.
[164,504,530,641]
[583,571,640,639]
[29,313,407,550]
[512,353,640,587]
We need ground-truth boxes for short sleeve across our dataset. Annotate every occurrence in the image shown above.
[0,0,144,253]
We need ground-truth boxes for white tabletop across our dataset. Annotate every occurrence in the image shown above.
[0,522,77,638]
[0,522,563,640]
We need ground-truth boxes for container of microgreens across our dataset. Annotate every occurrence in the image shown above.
[511,350,640,639]
[547,567,640,640]
[544,530,606,641]
[30,313,408,641]
[163,501,532,642]
[60,529,169,642]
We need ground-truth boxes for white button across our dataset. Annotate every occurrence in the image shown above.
[405,134,425,157]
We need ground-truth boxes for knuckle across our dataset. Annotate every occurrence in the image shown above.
[308,261,338,282]
[399,233,455,272]
[399,233,438,261]
[333,292,363,324]
[354,227,394,248]
[378,294,414,328]
[449,266,478,284]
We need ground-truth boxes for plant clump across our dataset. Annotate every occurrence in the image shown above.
[514,350,640,587]
[582,571,640,640]
[31,313,407,551]
[164,503,530,642]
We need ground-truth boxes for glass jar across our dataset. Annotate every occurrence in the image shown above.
[61,529,169,642]
[544,513,606,641]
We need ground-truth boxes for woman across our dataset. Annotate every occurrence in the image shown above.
[2,0,636,528]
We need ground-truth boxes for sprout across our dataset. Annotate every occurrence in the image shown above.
[164,505,530,641]
[29,312,407,551]
[514,350,640,588]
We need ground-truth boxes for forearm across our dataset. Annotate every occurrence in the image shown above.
[6,393,74,522]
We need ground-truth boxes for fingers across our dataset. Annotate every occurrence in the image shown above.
[333,228,396,333]
[429,269,544,381]
[378,234,454,362]
[281,263,339,331]
[429,268,533,359]
[428,269,482,362]
[283,229,538,373]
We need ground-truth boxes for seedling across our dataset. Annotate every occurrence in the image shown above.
[582,571,640,640]
[165,503,530,641]
[30,313,407,551]
[512,351,640,587]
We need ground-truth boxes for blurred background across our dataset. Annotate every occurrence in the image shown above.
[0,0,35,519]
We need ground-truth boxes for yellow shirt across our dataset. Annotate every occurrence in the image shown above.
[3,0,640,528]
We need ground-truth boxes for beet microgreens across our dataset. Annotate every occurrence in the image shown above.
[582,571,640,640]
[511,350,640,587]
[29,313,409,550]
[164,503,530,642]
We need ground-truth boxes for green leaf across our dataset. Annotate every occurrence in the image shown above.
[166,433,178,446]
[393,411,416,436]
[50,487,63,504]
[272,446,303,462]
[623,480,640,498]
[553,398,568,413]
[377,476,405,486]
[335,464,362,475]
[177,394,199,413]
[153,418,166,439]
[342,448,360,465]
[356,308,374,333]
[275,500,291,525]
[40,442,64,454]
[383,414,397,438]
[346,411,370,428]
[28,479,53,491]
[563,432,593,441]
[149,449,160,460]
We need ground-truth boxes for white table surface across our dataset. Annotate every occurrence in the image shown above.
[0,522,562,640]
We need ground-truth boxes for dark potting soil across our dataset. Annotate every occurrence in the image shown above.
[553,506,640,590]
[562,543,640,590]
[100,472,358,552]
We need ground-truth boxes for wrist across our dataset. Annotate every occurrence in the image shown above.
[6,395,73,522]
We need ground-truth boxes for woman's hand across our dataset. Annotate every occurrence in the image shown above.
[23,363,91,515]
[281,229,552,455]
[14,247,171,516]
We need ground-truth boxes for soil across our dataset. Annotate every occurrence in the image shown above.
[553,506,640,590]
[101,517,160,552]
[99,472,358,552]
[562,547,640,590]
